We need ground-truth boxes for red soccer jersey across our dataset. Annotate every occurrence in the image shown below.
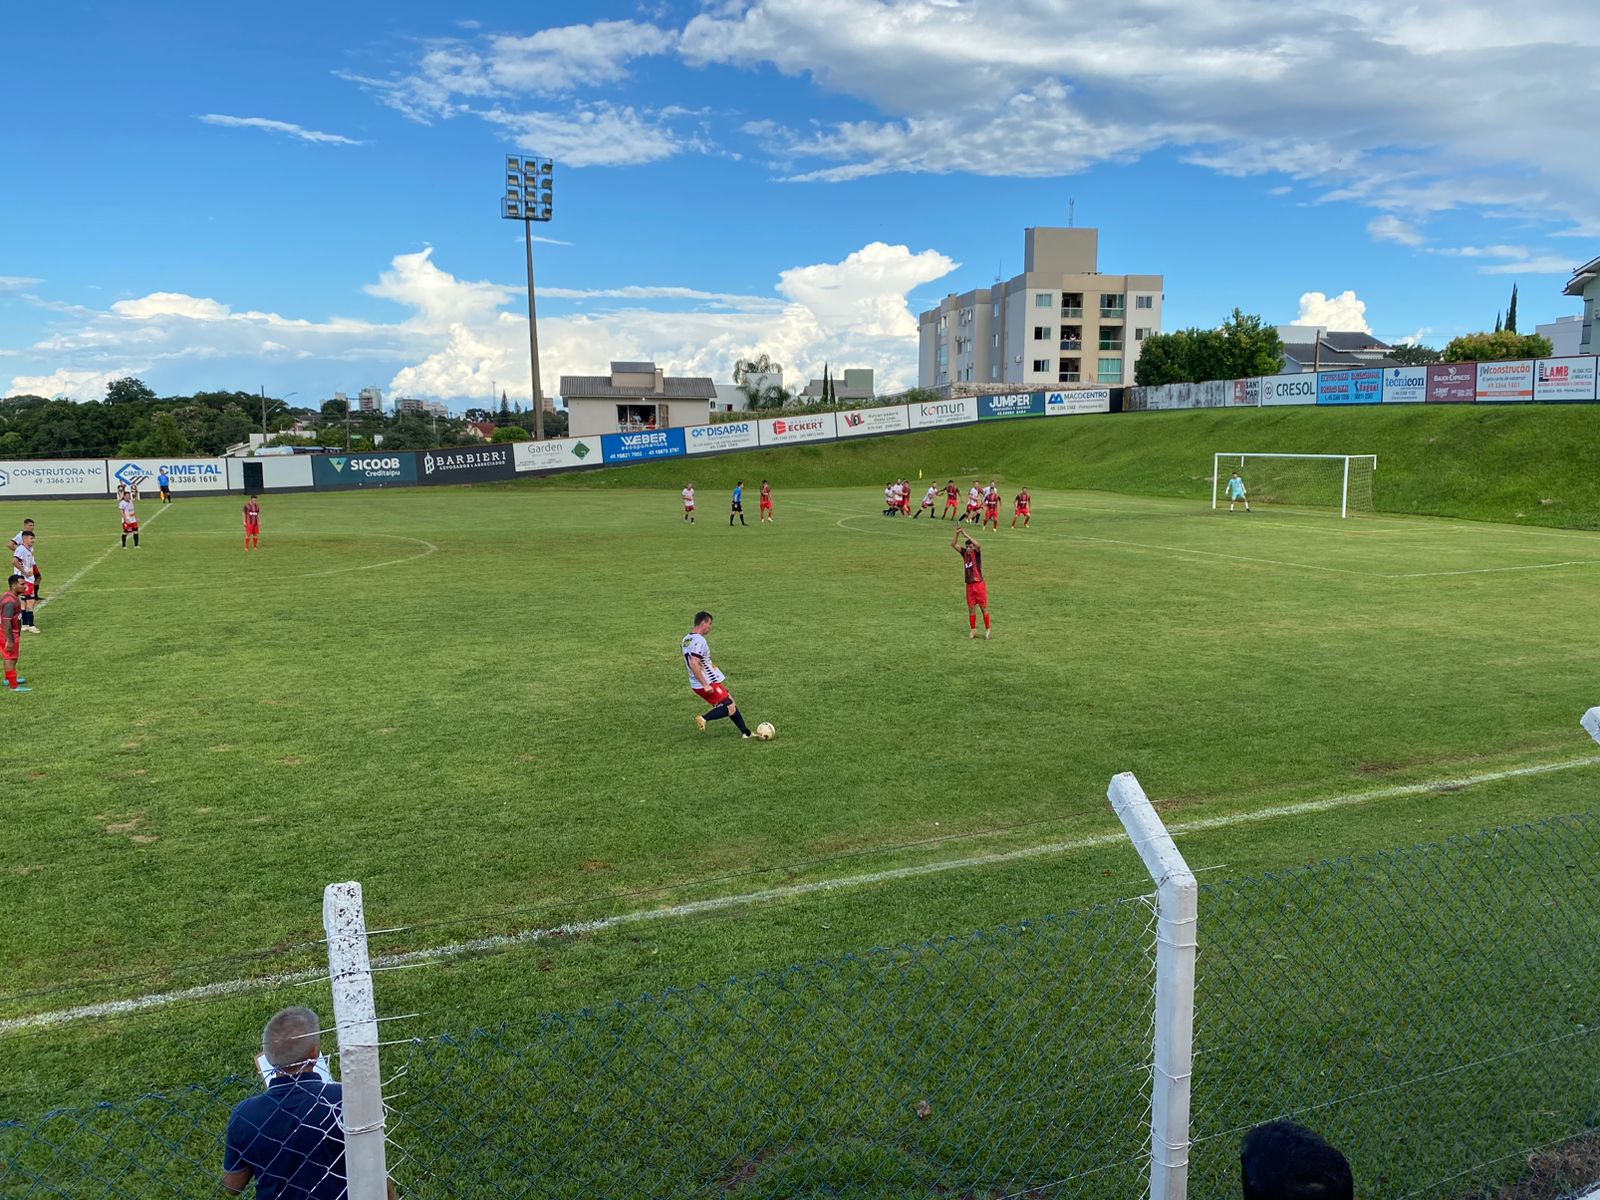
[985,494,1000,512]
[960,545,984,584]
[1016,491,1030,509]
[760,484,770,501]
[244,501,261,525]
[0,592,19,650]
[946,485,958,499]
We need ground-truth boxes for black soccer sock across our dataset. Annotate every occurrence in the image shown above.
[121,533,127,547]
[704,702,730,722]
[22,611,33,627]
[133,532,140,546]
[739,514,746,525]
[729,708,752,736]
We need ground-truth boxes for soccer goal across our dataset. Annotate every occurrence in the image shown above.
[1212,453,1377,518]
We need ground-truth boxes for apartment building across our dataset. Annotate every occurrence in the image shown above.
[918,227,1162,390]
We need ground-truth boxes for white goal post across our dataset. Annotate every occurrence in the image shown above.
[1212,453,1378,519]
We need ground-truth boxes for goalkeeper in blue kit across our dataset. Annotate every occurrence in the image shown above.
[1226,471,1250,513]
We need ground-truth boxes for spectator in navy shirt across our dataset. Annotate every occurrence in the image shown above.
[223,1006,368,1199]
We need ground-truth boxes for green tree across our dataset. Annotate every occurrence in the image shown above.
[321,398,349,420]
[734,352,784,404]
[1506,283,1519,334]
[1388,344,1443,366]
[1442,331,1552,362]
[105,377,157,405]
[491,425,531,442]
[1133,310,1283,385]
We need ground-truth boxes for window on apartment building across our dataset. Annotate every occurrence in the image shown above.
[937,314,948,334]
[1136,295,1153,309]
[1136,327,1151,341]
[1035,293,1054,308]
[992,333,999,348]
[1031,359,1050,373]
[1099,330,1124,351]
[1097,357,1123,384]
[993,302,1000,318]
[1033,326,1051,340]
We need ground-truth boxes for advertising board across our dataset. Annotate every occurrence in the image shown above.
[836,407,911,438]
[112,458,229,492]
[757,413,837,446]
[1475,359,1534,402]
[908,397,978,429]
[311,453,419,487]
[1317,368,1382,405]
[1231,377,1262,407]
[513,437,602,472]
[1426,362,1476,403]
[601,429,687,463]
[1532,357,1598,402]
[685,421,760,455]
[977,392,1045,420]
[420,446,515,483]
[1260,373,1318,406]
[0,459,110,497]
[1380,367,1428,404]
[1046,389,1112,415]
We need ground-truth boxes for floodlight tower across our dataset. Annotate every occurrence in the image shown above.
[501,153,553,440]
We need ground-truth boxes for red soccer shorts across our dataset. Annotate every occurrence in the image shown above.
[985,508,999,520]
[693,683,731,706]
[759,500,771,511]
[945,498,957,507]
[245,521,260,534]
[1016,505,1029,515]
[122,521,139,533]
[966,582,988,608]
[22,582,36,599]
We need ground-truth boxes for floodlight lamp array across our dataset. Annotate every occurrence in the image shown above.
[501,154,553,222]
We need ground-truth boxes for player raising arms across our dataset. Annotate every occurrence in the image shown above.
[943,480,959,520]
[2,575,26,692]
[983,482,1001,531]
[119,489,141,548]
[759,480,773,523]
[11,529,39,634]
[952,527,991,640]
[243,495,262,550]
[915,483,937,518]
[1012,486,1032,528]
[681,483,696,524]
[682,610,757,738]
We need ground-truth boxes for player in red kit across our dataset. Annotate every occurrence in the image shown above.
[952,528,991,640]
[1012,487,1031,528]
[983,484,1001,531]
[2,575,27,691]
[243,496,262,550]
[759,480,773,523]
[943,481,959,519]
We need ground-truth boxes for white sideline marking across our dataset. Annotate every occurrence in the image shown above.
[1386,560,1599,579]
[81,534,441,590]
[4,752,1597,1035]
[34,504,172,610]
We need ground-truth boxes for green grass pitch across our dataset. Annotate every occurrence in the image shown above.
[4,425,1600,1133]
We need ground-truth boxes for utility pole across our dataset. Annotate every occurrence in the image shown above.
[524,217,545,441]
[502,153,552,441]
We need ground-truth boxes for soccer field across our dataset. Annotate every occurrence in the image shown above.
[4,480,1600,1117]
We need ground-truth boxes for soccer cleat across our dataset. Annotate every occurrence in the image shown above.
[694,715,707,732]
[8,685,30,693]
[984,629,991,640]
[24,626,40,634]
[968,629,977,639]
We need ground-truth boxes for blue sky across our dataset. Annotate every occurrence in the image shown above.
[3,0,1595,409]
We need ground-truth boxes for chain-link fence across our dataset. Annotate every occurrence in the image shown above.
[5,805,1599,1199]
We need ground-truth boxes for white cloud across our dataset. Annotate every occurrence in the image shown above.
[5,244,957,404]
[1297,291,1372,333]
[1368,215,1424,247]
[1433,244,1580,275]
[676,0,1600,230]
[198,114,362,145]
[480,102,685,167]
[0,276,42,291]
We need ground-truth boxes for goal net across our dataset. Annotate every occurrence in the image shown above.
[1212,453,1377,518]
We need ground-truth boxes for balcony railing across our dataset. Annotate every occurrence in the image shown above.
[1099,338,1124,351]
[1059,339,1082,351]
[1058,372,1081,383]
[1100,303,1126,317]
[1060,305,1083,318]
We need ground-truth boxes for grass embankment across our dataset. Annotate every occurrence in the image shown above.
[532,403,1600,528]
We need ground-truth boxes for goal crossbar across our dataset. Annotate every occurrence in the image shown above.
[1212,453,1377,518]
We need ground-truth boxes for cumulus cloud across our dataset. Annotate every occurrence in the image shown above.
[1297,291,1372,333]
[6,244,957,403]
[198,114,362,145]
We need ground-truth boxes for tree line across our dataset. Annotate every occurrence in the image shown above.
[0,377,566,460]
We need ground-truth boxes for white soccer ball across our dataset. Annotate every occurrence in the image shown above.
[755,722,775,741]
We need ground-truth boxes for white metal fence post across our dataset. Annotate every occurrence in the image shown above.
[1109,772,1198,1200]
[323,881,390,1200]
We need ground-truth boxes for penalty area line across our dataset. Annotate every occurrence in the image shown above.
[4,752,1597,1035]
[35,504,173,611]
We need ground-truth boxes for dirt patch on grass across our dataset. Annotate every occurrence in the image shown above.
[130,834,159,845]
[580,860,611,873]
[376,727,397,736]
[279,756,302,766]
[25,770,45,780]
[210,744,234,752]
[1470,1129,1600,1199]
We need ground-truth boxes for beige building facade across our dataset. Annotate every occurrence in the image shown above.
[561,361,718,439]
[918,228,1162,390]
